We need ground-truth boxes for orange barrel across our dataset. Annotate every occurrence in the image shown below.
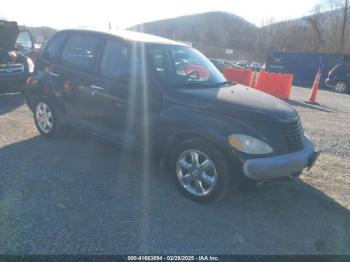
[223,68,253,87]
[255,71,294,100]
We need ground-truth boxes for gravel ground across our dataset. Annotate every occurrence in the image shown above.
[290,87,350,209]
[0,87,349,255]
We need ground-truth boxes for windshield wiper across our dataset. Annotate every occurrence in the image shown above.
[179,83,213,88]
[172,81,235,89]
[212,81,235,87]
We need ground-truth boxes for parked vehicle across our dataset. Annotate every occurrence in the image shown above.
[266,52,347,87]
[0,20,34,93]
[221,59,234,68]
[225,60,245,69]
[250,62,262,72]
[326,63,350,93]
[34,43,44,58]
[209,58,225,72]
[210,59,245,72]
[24,29,319,202]
[235,60,248,68]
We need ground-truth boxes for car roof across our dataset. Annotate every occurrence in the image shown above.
[61,29,188,47]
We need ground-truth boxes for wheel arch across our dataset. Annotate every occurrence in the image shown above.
[161,129,233,168]
[24,76,66,115]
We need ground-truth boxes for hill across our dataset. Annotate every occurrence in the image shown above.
[262,8,350,54]
[129,11,350,62]
[129,11,261,61]
[15,10,350,63]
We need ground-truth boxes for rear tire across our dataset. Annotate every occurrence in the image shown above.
[333,81,349,93]
[171,138,231,203]
[34,99,62,138]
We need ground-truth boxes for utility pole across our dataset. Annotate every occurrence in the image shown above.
[340,0,349,52]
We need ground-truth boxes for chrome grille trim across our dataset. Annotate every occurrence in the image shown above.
[281,120,305,152]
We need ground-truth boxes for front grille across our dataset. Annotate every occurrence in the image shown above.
[281,120,305,152]
[0,63,25,74]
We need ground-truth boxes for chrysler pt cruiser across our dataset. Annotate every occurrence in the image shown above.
[24,29,319,202]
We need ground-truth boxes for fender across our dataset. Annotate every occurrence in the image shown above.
[157,106,264,163]
[23,72,66,115]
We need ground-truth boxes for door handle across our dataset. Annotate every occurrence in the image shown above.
[90,84,105,91]
[49,72,59,77]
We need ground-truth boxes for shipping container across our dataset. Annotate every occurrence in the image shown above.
[266,52,349,87]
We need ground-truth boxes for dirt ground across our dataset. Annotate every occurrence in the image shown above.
[0,86,349,254]
[290,87,350,209]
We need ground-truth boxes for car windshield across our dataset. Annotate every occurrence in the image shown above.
[16,31,33,49]
[147,45,228,88]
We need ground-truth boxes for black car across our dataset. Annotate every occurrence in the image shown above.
[0,20,34,93]
[24,29,319,202]
[326,63,350,93]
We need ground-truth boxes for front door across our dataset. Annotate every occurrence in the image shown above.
[89,39,162,145]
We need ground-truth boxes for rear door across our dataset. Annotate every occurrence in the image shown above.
[56,33,101,126]
[36,31,66,103]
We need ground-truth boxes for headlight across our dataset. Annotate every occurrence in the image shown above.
[27,58,34,73]
[228,134,273,155]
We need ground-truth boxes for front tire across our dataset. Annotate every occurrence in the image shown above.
[333,81,349,93]
[34,99,60,138]
[171,138,231,203]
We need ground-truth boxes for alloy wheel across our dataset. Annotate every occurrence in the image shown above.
[176,149,218,197]
[35,102,54,134]
[335,82,347,93]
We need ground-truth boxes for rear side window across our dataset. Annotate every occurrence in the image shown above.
[100,40,130,79]
[42,33,65,62]
[61,34,99,71]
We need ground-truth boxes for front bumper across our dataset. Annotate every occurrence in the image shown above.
[243,138,319,180]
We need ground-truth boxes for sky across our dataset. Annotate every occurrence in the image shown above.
[0,0,319,30]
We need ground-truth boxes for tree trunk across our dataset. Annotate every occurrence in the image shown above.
[340,0,349,52]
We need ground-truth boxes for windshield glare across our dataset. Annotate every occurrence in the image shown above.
[148,45,227,88]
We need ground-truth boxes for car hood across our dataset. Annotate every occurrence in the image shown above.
[166,84,298,123]
[0,20,19,50]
